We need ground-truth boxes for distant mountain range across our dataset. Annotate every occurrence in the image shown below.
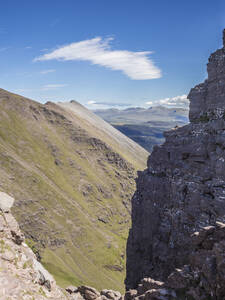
[94,106,189,152]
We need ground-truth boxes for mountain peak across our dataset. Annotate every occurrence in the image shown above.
[188,29,225,122]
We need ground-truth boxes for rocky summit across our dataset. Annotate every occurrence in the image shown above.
[125,29,225,299]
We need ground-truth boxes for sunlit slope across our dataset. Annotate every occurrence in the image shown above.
[0,89,148,292]
[58,101,148,169]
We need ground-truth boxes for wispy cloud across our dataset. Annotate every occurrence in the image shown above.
[34,37,161,80]
[146,94,189,108]
[40,69,56,74]
[15,84,67,93]
[87,100,132,109]
[25,46,32,49]
[42,84,68,90]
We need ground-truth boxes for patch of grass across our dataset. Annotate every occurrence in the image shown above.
[0,93,147,292]
[39,287,46,297]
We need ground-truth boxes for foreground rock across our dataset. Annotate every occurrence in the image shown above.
[0,192,69,299]
[125,222,225,299]
[0,191,123,300]
[65,285,122,300]
[126,29,225,299]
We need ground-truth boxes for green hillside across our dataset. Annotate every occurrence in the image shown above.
[0,88,148,292]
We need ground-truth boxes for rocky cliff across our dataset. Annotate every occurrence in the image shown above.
[125,29,225,298]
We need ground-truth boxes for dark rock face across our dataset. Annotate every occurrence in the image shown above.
[125,222,225,299]
[126,29,225,293]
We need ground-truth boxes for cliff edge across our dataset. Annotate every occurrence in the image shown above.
[0,191,69,299]
[126,29,225,299]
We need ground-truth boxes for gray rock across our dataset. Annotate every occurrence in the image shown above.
[126,28,225,299]
[78,286,101,300]
[38,270,46,285]
[0,191,14,212]
[100,289,121,300]
[66,285,78,294]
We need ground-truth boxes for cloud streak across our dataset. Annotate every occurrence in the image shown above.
[87,100,132,110]
[40,69,56,74]
[87,100,131,107]
[42,84,67,90]
[146,94,189,108]
[34,37,161,80]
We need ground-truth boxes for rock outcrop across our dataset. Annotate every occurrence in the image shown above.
[0,192,69,299]
[66,285,122,300]
[125,29,225,299]
[125,222,225,299]
[0,191,123,300]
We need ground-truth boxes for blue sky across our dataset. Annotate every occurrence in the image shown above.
[0,0,225,108]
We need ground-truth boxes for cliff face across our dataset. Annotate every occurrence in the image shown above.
[126,29,225,291]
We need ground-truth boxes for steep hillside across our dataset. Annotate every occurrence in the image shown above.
[0,88,148,292]
[58,101,148,169]
[94,106,189,152]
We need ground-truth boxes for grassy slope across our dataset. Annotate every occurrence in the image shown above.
[0,89,148,292]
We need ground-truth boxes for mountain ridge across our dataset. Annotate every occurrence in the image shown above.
[0,88,148,292]
[94,106,189,152]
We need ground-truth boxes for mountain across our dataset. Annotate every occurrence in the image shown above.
[94,106,189,152]
[0,88,148,292]
[58,100,147,169]
[125,30,225,299]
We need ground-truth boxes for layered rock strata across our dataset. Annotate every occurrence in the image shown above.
[126,28,225,296]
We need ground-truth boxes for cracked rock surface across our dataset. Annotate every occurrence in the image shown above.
[126,29,225,298]
[0,192,69,299]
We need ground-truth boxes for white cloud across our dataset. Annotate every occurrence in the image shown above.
[42,84,67,90]
[146,94,189,108]
[87,101,96,105]
[87,100,132,110]
[40,69,56,74]
[145,101,153,106]
[15,84,68,93]
[34,37,161,80]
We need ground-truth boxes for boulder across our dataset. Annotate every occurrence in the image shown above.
[101,289,121,300]
[78,286,101,300]
[66,285,78,294]
[0,191,14,212]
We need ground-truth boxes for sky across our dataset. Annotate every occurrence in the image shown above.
[0,0,225,109]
